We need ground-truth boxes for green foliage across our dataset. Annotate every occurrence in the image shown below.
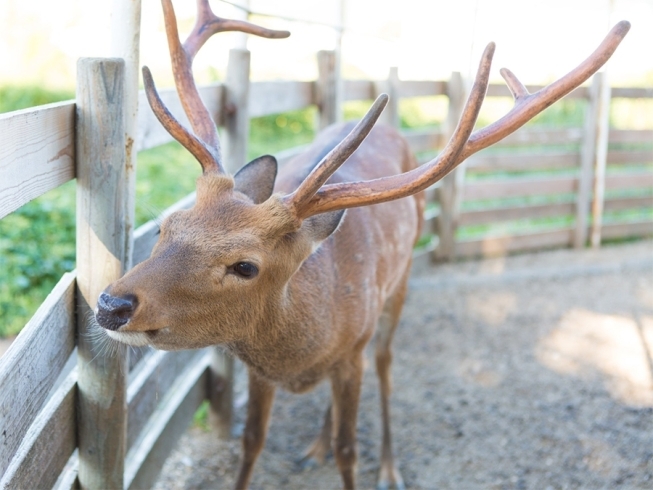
[248,108,317,159]
[0,85,73,113]
[0,182,76,337]
[135,142,202,226]
[193,400,211,432]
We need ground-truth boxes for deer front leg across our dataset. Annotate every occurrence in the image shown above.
[330,354,364,490]
[234,369,276,490]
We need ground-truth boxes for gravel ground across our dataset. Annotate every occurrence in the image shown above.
[155,240,653,490]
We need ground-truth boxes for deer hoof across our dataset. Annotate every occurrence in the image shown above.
[377,463,405,490]
[297,455,322,471]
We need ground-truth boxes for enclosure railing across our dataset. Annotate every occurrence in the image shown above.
[0,49,651,489]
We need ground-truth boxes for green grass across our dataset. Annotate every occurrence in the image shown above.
[0,85,73,113]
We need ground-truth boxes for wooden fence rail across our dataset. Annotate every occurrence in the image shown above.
[0,49,651,488]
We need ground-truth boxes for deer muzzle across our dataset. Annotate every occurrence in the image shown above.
[96,292,138,331]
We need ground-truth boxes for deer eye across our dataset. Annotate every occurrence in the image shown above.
[230,262,259,279]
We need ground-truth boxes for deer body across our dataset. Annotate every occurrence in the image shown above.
[94,1,629,488]
[243,122,422,391]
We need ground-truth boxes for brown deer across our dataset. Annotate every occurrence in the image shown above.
[95,0,630,488]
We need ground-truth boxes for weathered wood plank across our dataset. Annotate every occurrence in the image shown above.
[52,450,79,490]
[249,81,315,118]
[75,58,128,489]
[607,149,653,164]
[490,128,584,147]
[462,176,577,201]
[611,87,653,98]
[129,346,153,373]
[136,84,223,152]
[0,101,75,219]
[604,195,653,212]
[609,129,653,144]
[437,193,650,230]
[0,368,77,489]
[605,171,653,191]
[403,129,444,154]
[125,351,211,490]
[456,228,573,258]
[486,83,588,99]
[601,220,653,239]
[0,271,76,478]
[132,192,197,266]
[465,149,651,173]
[398,80,448,98]
[127,349,201,451]
[343,79,373,101]
[460,202,576,227]
[466,151,579,171]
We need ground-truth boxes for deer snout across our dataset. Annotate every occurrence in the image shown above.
[96,292,138,331]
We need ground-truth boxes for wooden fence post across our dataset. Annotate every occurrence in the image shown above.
[590,72,612,248]
[435,71,465,261]
[317,50,341,130]
[574,74,602,248]
[210,48,251,437]
[374,67,400,128]
[110,0,142,270]
[223,48,251,174]
[76,58,128,489]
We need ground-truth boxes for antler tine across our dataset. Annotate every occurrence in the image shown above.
[142,66,219,172]
[284,94,389,215]
[185,0,290,60]
[292,42,495,219]
[293,21,630,218]
[458,20,631,161]
[155,0,290,174]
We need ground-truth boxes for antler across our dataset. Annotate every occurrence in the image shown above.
[144,0,290,174]
[290,21,630,219]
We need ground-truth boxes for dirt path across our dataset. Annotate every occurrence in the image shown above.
[156,240,653,490]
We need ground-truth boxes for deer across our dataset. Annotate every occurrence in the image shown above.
[94,0,630,488]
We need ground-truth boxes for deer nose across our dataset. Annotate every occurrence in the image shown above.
[95,292,138,331]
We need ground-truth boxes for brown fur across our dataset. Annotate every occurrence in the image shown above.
[104,122,423,489]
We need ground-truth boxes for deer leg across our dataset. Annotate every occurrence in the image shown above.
[234,369,276,490]
[375,274,409,490]
[299,404,332,469]
[330,353,364,490]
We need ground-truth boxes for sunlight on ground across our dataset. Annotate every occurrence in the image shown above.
[537,308,653,406]
[477,256,508,276]
[466,290,517,327]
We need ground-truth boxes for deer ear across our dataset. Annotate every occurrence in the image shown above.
[233,155,278,204]
[303,210,346,243]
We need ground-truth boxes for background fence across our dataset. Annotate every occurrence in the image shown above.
[0,47,652,489]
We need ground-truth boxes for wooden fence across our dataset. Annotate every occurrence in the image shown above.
[1,48,652,489]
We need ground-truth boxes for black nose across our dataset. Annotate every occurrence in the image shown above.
[96,292,137,331]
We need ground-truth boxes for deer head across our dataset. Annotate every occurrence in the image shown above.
[95,0,630,352]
